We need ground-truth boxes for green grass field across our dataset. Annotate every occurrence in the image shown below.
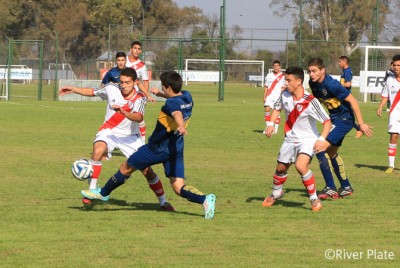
[0,83,399,267]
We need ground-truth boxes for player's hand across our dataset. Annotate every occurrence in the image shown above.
[377,108,382,117]
[313,140,329,154]
[59,87,73,95]
[147,95,156,103]
[177,126,187,136]
[150,87,160,96]
[360,123,373,137]
[111,104,123,114]
[264,126,275,138]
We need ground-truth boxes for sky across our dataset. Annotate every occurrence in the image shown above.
[173,0,296,52]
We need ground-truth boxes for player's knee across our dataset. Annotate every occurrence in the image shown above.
[120,161,135,175]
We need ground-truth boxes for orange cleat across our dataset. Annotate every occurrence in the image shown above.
[311,199,322,212]
[262,191,284,207]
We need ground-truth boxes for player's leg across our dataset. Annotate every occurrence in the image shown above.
[141,167,174,211]
[316,152,338,199]
[89,141,108,190]
[165,153,216,219]
[328,149,353,197]
[386,133,399,173]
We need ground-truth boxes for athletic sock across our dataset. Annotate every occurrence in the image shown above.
[147,175,167,205]
[301,170,318,200]
[138,120,146,144]
[316,152,337,190]
[89,160,102,190]
[101,170,130,196]
[179,185,206,204]
[388,143,397,167]
[264,112,271,125]
[272,172,287,198]
[330,154,351,188]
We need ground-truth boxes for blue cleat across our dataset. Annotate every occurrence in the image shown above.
[203,194,216,219]
[81,189,109,201]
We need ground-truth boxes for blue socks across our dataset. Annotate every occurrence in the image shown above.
[101,170,130,196]
[330,154,351,188]
[180,185,206,204]
[316,152,337,190]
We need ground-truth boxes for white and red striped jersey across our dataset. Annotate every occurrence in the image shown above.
[126,57,149,81]
[274,89,330,143]
[264,71,286,107]
[93,83,146,136]
[382,76,400,119]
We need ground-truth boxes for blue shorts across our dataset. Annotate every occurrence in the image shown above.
[326,118,353,146]
[127,144,185,178]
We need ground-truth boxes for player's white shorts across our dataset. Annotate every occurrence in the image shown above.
[388,116,400,134]
[94,129,144,159]
[277,139,315,164]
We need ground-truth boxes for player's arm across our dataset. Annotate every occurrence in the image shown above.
[151,87,168,99]
[344,94,373,137]
[377,96,389,117]
[341,80,351,88]
[59,86,94,96]
[263,86,269,101]
[136,80,155,102]
[171,110,188,135]
[313,120,332,153]
[112,105,143,122]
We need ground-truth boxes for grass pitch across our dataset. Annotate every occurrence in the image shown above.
[0,83,399,267]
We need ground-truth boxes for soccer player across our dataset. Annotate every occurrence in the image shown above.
[100,52,127,87]
[377,55,400,174]
[263,60,285,134]
[338,56,363,138]
[262,66,331,212]
[59,68,174,211]
[81,71,217,219]
[308,58,373,199]
[126,41,151,143]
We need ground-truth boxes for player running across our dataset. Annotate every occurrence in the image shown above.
[308,58,373,199]
[263,66,331,211]
[377,54,400,174]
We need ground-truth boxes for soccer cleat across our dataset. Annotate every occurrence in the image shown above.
[310,199,322,212]
[338,186,354,197]
[385,167,394,174]
[203,194,216,219]
[317,187,339,200]
[262,191,284,207]
[81,189,109,201]
[160,202,175,212]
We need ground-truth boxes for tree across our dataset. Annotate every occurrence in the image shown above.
[269,0,389,56]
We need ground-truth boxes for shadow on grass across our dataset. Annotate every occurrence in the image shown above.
[68,198,204,217]
[354,163,394,172]
[253,130,264,134]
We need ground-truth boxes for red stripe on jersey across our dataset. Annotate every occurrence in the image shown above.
[99,103,132,131]
[130,61,145,70]
[389,88,400,115]
[284,96,312,134]
[267,73,285,97]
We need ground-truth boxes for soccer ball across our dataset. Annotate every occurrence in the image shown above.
[71,159,93,181]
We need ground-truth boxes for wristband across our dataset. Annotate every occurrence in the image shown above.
[318,136,325,141]
[267,121,275,127]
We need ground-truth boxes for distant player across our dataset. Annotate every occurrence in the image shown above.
[100,52,127,87]
[262,66,331,211]
[263,60,285,134]
[377,55,400,174]
[126,41,151,143]
[59,68,174,211]
[308,58,373,199]
[338,55,363,138]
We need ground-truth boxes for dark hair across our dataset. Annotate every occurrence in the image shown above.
[131,41,142,48]
[272,60,281,65]
[392,55,400,62]
[339,56,349,63]
[115,52,126,59]
[120,68,138,81]
[160,71,182,93]
[285,66,304,83]
[308,57,325,69]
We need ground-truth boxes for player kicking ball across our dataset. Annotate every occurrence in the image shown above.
[263,67,332,211]
[81,71,216,219]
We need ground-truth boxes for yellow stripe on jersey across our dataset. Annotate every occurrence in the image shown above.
[318,97,342,110]
[158,111,191,132]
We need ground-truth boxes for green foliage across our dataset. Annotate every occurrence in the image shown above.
[0,83,399,267]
